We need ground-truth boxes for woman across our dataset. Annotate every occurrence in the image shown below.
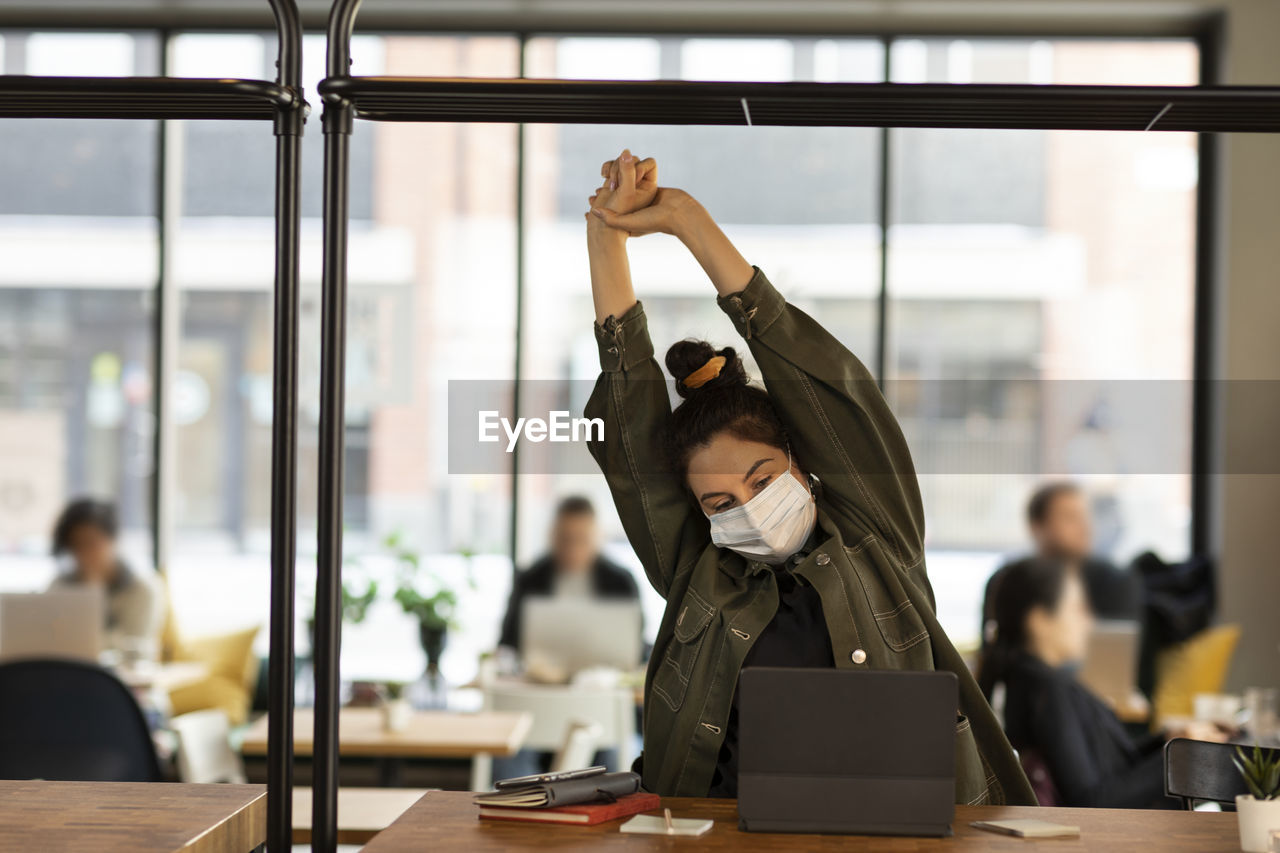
[582,149,1034,804]
[50,497,162,659]
[978,557,1219,809]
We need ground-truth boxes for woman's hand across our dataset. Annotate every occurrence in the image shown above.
[588,149,753,297]
[595,149,658,216]
[590,185,699,238]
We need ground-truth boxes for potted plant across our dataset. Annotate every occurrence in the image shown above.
[304,552,378,657]
[1234,744,1280,852]
[386,531,472,678]
[379,681,411,733]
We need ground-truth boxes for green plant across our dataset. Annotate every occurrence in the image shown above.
[341,578,378,624]
[340,549,379,624]
[382,681,407,701]
[386,531,474,632]
[1234,745,1280,801]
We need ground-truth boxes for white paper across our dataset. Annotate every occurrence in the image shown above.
[619,815,714,837]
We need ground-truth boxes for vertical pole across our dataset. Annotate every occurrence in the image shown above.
[874,38,892,389]
[266,3,303,852]
[1190,16,1223,558]
[313,107,350,852]
[267,106,302,853]
[315,5,362,850]
[508,36,528,573]
[152,30,178,582]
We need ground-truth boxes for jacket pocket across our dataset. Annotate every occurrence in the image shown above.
[847,543,930,653]
[651,589,715,713]
[954,714,996,805]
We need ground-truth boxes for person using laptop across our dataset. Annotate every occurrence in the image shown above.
[977,557,1223,808]
[48,498,162,660]
[497,495,640,655]
[581,151,1034,805]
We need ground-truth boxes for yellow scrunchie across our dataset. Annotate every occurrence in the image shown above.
[682,355,726,389]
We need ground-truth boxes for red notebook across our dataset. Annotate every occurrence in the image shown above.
[478,792,661,826]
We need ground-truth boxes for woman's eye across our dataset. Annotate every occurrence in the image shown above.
[713,500,733,513]
[753,476,772,492]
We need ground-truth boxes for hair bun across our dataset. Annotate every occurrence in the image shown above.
[665,339,748,399]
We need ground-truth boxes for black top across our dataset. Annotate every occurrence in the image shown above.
[708,550,834,798]
[1001,652,1169,809]
[497,554,640,651]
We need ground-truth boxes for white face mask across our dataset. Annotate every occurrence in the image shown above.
[707,459,816,565]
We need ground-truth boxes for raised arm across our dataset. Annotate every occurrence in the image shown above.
[583,153,708,598]
[595,187,926,577]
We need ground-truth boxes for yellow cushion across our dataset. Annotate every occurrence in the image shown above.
[166,625,261,726]
[1152,624,1241,725]
[169,676,253,727]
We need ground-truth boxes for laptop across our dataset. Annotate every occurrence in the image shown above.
[520,598,642,678]
[738,668,957,836]
[1079,619,1141,707]
[0,586,105,663]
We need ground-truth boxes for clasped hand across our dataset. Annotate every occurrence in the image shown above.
[586,148,695,237]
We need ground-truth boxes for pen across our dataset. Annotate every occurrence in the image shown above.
[664,808,674,834]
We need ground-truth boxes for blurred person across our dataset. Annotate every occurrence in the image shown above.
[49,497,162,659]
[498,495,640,654]
[983,482,1140,651]
[978,557,1222,809]
[493,496,640,780]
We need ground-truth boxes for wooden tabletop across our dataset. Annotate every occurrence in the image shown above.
[116,661,210,693]
[291,787,429,844]
[361,791,1240,852]
[240,707,532,759]
[0,780,265,853]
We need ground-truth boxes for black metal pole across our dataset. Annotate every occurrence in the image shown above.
[314,3,361,850]
[1190,14,1224,558]
[149,30,170,572]
[312,117,349,853]
[508,36,527,576]
[874,40,891,388]
[265,2,303,853]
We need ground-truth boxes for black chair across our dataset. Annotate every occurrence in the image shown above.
[1165,737,1280,809]
[0,658,162,781]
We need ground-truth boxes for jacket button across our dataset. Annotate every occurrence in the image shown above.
[850,649,867,664]
[815,553,831,566]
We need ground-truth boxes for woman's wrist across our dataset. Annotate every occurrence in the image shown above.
[587,216,628,247]
[670,194,709,243]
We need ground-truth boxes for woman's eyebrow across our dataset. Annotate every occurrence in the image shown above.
[742,457,774,483]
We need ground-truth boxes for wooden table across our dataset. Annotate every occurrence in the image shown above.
[116,661,210,693]
[362,791,1241,851]
[0,780,265,853]
[291,787,429,844]
[240,707,532,759]
[241,707,532,786]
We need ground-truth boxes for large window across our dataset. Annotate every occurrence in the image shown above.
[0,31,159,590]
[884,39,1198,644]
[0,29,1200,679]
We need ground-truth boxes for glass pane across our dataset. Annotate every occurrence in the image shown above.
[885,39,1199,648]
[519,36,884,640]
[167,33,520,690]
[0,32,159,590]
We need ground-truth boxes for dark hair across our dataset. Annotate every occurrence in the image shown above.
[51,497,118,556]
[1027,481,1081,526]
[554,495,595,519]
[663,339,789,482]
[976,557,1072,700]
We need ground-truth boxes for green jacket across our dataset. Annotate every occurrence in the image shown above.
[585,266,1036,806]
